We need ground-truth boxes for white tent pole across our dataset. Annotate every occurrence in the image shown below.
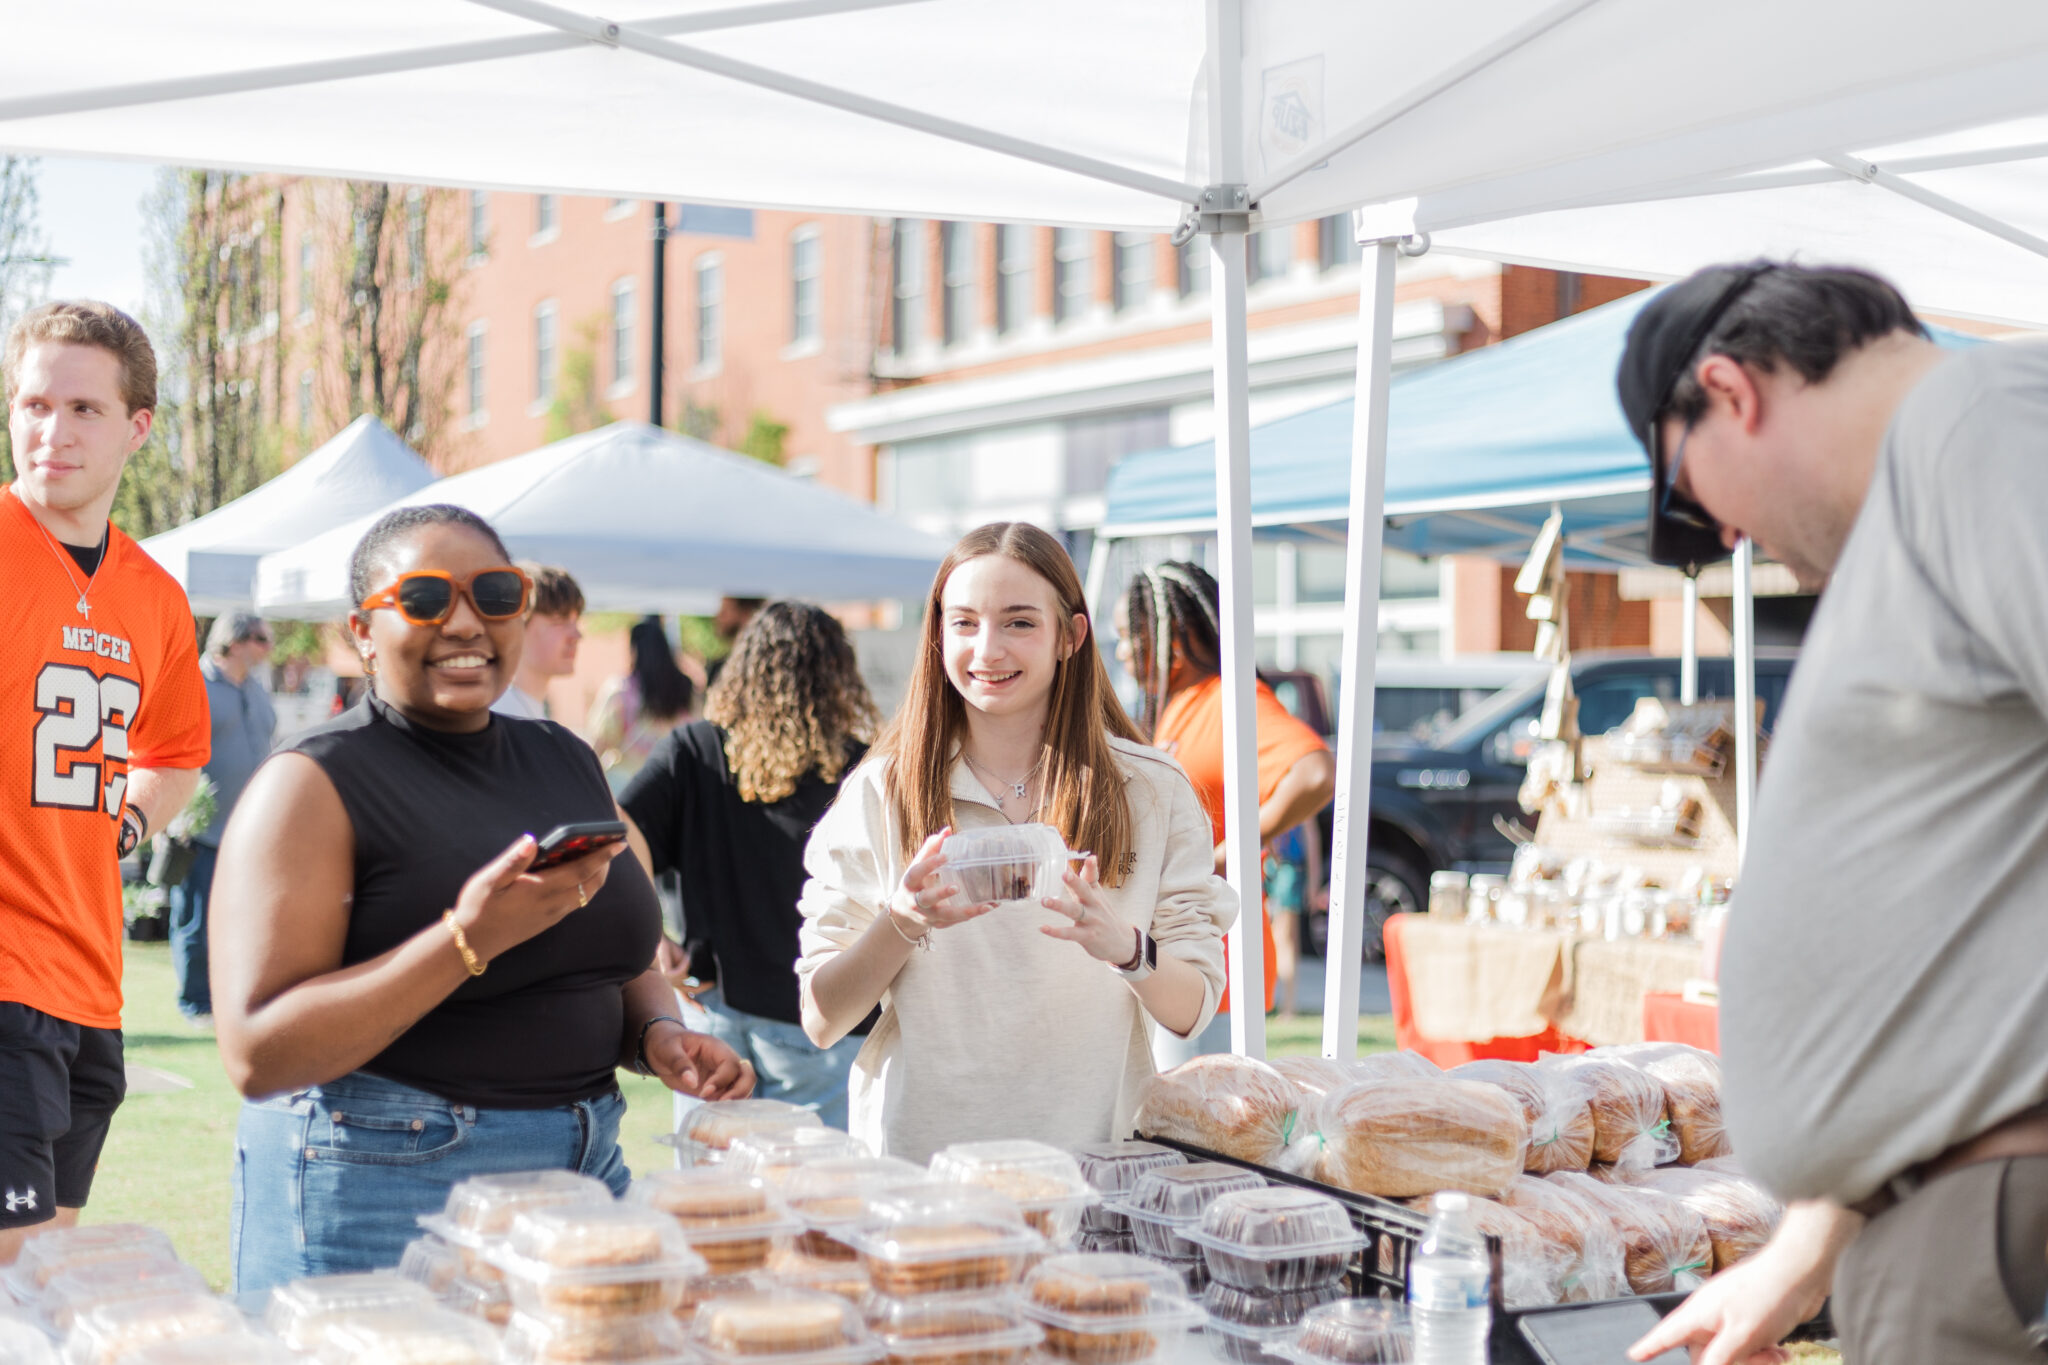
[1082,535,1111,619]
[1205,0,1264,1061]
[1680,572,1699,705]
[0,1,933,124]
[1322,236,1397,1061]
[468,0,1203,206]
[1732,539,1758,862]
[1823,155,2048,260]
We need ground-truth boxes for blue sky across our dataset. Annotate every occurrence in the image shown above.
[28,155,160,319]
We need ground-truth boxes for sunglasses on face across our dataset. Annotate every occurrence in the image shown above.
[1657,421,1723,536]
[358,567,533,626]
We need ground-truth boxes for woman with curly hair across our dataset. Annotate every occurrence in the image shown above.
[620,601,879,1125]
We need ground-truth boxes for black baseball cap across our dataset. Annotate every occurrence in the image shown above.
[1617,263,1777,570]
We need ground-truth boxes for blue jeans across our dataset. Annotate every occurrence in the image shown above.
[231,1070,630,1295]
[167,843,216,1019]
[692,988,862,1130]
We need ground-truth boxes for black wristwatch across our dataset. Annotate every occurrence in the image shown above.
[634,1015,683,1076]
[1112,928,1158,982]
[117,803,148,859]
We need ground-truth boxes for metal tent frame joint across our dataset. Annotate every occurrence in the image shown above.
[1172,185,1252,244]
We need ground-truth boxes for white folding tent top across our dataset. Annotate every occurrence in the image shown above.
[137,415,434,615]
[254,421,954,615]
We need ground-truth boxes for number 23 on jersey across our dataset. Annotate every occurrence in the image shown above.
[32,655,141,817]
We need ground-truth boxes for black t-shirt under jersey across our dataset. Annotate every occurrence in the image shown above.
[279,696,660,1108]
[622,721,865,1027]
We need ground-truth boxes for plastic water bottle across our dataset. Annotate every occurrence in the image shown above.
[1407,1191,1490,1365]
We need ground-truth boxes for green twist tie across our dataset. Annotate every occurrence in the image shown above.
[1531,1124,1563,1149]
[1281,1111,1297,1145]
[1672,1257,1711,1276]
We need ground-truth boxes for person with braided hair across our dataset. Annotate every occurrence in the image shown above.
[1115,561,1335,1063]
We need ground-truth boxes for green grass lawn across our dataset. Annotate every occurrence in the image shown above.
[95,941,1399,1289]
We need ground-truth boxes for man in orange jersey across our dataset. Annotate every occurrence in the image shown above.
[0,302,209,1261]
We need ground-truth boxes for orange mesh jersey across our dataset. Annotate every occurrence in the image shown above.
[0,488,209,1028]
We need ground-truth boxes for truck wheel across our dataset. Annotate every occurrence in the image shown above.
[1359,851,1425,963]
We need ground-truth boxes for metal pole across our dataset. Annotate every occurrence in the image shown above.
[1322,237,1396,1060]
[1732,538,1758,861]
[650,201,669,427]
[1207,0,1264,1061]
[1680,571,1698,705]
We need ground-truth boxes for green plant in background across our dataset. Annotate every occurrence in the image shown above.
[676,399,719,444]
[738,410,788,466]
[675,615,728,663]
[161,775,219,844]
[545,315,615,442]
[267,619,325,668]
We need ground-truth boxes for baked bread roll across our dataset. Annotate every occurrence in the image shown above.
[1500,1175,1627,1302]
[1314,1079,1526,1199]
[1133,1055,1305,1166]
[1540,1057,1673,1169]
[1611,1167,1782,1272]
[1599,1043,1731,1165]
[1449,1060,1594,1174]
[1544,1173,1711,1295]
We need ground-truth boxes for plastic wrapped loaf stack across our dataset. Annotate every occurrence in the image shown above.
[1448,1059,1596,1174]
[1499,1176,1629,1303]
[1543,1173,1712,1296]
[1606,1165,1782,1272]
[1312,1078,1528,1200]
[1132,1056,1310,1169]
[1536,1056,1676,1170]
[1597,1043,1732,1165]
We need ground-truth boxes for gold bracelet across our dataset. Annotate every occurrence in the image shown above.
[442,910,486,976]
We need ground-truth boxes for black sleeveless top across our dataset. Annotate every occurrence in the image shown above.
[280,696,661,1108]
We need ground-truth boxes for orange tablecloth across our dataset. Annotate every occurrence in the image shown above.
[1643,991,1720,1052]
[1383,913,1586,1067]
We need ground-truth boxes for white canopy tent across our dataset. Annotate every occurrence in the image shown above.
[136,415,434,615]
[17,0,2048,1061]
[254,421,954,615]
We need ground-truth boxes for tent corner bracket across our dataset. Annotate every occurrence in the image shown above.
[1171,185,1252,244]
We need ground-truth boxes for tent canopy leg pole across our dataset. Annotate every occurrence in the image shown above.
[1733,538,1758,862]
[1323,236,1398,1060]
[1680,572,1698,705]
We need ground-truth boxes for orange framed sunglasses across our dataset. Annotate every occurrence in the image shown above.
[357,567,533,626]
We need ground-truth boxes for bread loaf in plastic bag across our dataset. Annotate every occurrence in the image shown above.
[1449,1060,1595,1174]
[1314,1078,1527,1199]
[1545,1172,1712,1295]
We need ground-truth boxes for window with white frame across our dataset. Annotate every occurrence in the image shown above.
[790,226,821,347]
[607,197,637,220]
[466,323,487,419]
[695,255,723,371]
[1052,228,1092,324]
[298,370,314,434]
[1113,232,1152,312]
[996,225,1033,335]
[1249,228,1291,284]
[890,220,926,354]
[533,301,557,404]
[1178,234,1209,298]
[1318,214,1361,272]
[611,278,635,388]
[941,222,976,346]
[297,237,315,320]
[534,194,558,240]
[468,191,489,259]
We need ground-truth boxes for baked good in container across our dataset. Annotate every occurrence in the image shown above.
[675,1271,774,1322]
[630,1169,799,1273]
[1019,1254,1201,1365]
[120,1339,306,1365]
[862,1293,1042,1365]
[38,1257,208,1334]
[782,1157,931,1262]
[1114,1163,1265,1262]
[844,1188,1042,1297]
[1500,1175,1627,1303]
[61,1292,248,1365]
[1067,1142,1183,1237]
[1447,1060,1594,1175]
[503,1311,691,1363]
[725,1130,873,1188]
[1187,1188,1357,1294]
[1286,1299,1413,1365]
[1199,1282,1345,1365]
[673,1100,825,1168]
[11,1225,175,1295]
[1312,1079,1527,1200]
[427,1169,611,1284]
[1132,1056,1306,1168]
[928,1141,1095,1244]
[691,1290,877,1361]
[765,1246,871,1302]
[308,1304,502,1364]
[1610,1166,1782,1272]
[1544,1172,1711,1295]
[1538,1057,1674,1169]
[1598,1043,1731,1165]
[265,1272,436,1349]
[397,1238,464,1299]
[491,1202,703,1319]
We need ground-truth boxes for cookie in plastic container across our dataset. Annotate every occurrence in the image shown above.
[782,1157,932,1263]
[60,1292,250,1365]
[503,1311,692,1363]
[420,1170,611,1283]
[861,1294,1043,1365]
[37,1258,208,1334]
[842,1188,1044,1299]
[9,1226,175,1299]
[927,1142,1096,1245]
[487,1202,707,1320]
[663,1100,826,1168]
[687,1290,883,1365]
[306,1304,502,1364]
[725,1130,873,1188]
[1199,1282,1346,1365]
[628,1169,802,1274]
[1109,1164,1264,1263]
[1184,1189,1360,1294]
[930,824,1076,907]
[1065,1143,1184,1237]
[1277,1300,1413,1365]
[265,1272,436,1350]
[1016,1254,1203,1365]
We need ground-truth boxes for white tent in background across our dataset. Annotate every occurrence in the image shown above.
[21,0,2048,1059]
[138,414,434,615]
[255,421,953,617]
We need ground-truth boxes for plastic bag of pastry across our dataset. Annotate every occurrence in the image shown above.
[629,1168,803,1274]
[0,1306,57,1365]
[1277,1299,1413,1365]
[504,1311,692,1364]
[62,1292,250,1365]
[928,1140,1097,1245]
[725,1129,872,1188]
[487,1202,708,1320]
[1543,1173,1711,1296]
[860,1293,1043,1365]
[1066,1142,1184,1236]
[265,1273,435,1350]
[780,1157,933,1262]
[308,1305,501,1365]
[1594,1043,1730,1165]
[688,1290,883,1365]
[666,1099,826,1168]
[1499,1176,1628,1303]
[1016,1253,1205,1365]
[1131,1055,1310,1171]
[1610,1167,1783,1273]
[1537,1056,1676,1170]
[1312,1079,1527,1200]
[1447,1061,1594,1174]
[9,1226,175,1299]
[843,1187,1044,1298]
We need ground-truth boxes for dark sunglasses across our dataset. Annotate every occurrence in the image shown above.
[358,567,533,626]
[1656,424,1721,535]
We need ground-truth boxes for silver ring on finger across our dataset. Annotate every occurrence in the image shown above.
[1075,904,1087,925]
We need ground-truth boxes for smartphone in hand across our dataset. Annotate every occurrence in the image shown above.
[531,820,628,870]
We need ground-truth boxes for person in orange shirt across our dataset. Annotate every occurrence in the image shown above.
[1116,561,1335,1064]
[0,303,211,1262]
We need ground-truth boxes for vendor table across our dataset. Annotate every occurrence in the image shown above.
[1384,913,1705,1066]
[1642,992,1720,1052]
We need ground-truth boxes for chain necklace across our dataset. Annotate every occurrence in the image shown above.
[963,748,1045,815]
[29,514,98,618]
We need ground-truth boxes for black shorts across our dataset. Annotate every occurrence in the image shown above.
[0,1002,126,1228]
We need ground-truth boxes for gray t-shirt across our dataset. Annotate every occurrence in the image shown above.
[199,655,277,846]
[1721,339,2048,1206]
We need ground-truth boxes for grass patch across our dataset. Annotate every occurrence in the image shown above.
[1263,1011,1400,1057]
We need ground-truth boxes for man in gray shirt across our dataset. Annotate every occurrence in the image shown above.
[168,612,274,1023]
[1620,263,2048,1363]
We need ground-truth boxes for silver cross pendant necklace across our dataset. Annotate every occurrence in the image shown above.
[32,516,98,618]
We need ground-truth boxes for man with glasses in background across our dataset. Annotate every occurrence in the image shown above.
[1619,263,2048,1363]
[168,611,276,1027]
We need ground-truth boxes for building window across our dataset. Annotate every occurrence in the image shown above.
[468,191,489,259]
[466,323,487,420]
[941,223,976,346]
[890,219,926,355]
[1318,214,1361,272]
[611,277,635,388]
[298,370,314,435]
[790,226,821,347]
[695,255,723,371]
[405,189,426,288]
[1178,234,1209,298]
[297,236,315,320]
[996,225,1033,335]
[1053,228,1092,325]
[607,197,637,221]
[534,194,558,241]
[1249,228,1291,284]
[533,301,558,404]
[1113,232,1152,313]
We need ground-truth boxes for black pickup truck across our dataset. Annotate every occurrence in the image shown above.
[1275,650,1799,960]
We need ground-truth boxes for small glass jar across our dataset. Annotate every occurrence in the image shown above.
[1426,871,1468,919]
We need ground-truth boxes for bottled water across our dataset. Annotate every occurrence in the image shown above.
[1407,1191,1490,1365]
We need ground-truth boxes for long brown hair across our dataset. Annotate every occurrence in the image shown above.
[706,601,879,803]
[875,522,1144,884]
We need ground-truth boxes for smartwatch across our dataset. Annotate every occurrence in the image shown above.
[1113,929,1158,982]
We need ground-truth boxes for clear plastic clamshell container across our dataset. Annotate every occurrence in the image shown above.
[38,1258,207,1334]
[1276,1300,1413,1365]
[396,1238,464,1300]
[265,1273,435,1350]
[60,1292,248,1365]
[1109,1163,1265,1263]
[1184,1190,1360,1294]
[486,1202,706,1320]
[926,1141,1096,1246]
[781,1158,932,1263]
[763,1247,870,1304]
[843,1188,1044,1298]
[861,1294,1043,1365]
[1198,1284,1347,1365]
[10,1226,175,1298]
[932,824,1075,907]
[308,1304,502,1365]
[503,1311,691,1364]
[1066,1142,1185,1237]
[0,1305,57,1365]
[662,1100,826,1167]
[119,1338,309,1365]
[1016,1254,1204,1365]
[628,1169,802,1275]
[725,1129,872,1188]
[420,1169,612,1282]
[444,1275,511,1328]
[676,1272,775,1322]
[686,1290,883,1365]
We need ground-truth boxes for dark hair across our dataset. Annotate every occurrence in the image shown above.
[1120,560,1224,736]
[725,596,767,613]
[629,615,693,721]
[1666,262,1927,426]
[704,601,878,804]
[347,504,512,607]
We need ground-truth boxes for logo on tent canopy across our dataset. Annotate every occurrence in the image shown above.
[1261,57,1324,172]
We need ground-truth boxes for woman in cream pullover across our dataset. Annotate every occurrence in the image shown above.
[796,523,1236,1162]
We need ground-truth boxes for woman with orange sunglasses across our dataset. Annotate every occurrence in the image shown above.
[210,504,752,1294]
